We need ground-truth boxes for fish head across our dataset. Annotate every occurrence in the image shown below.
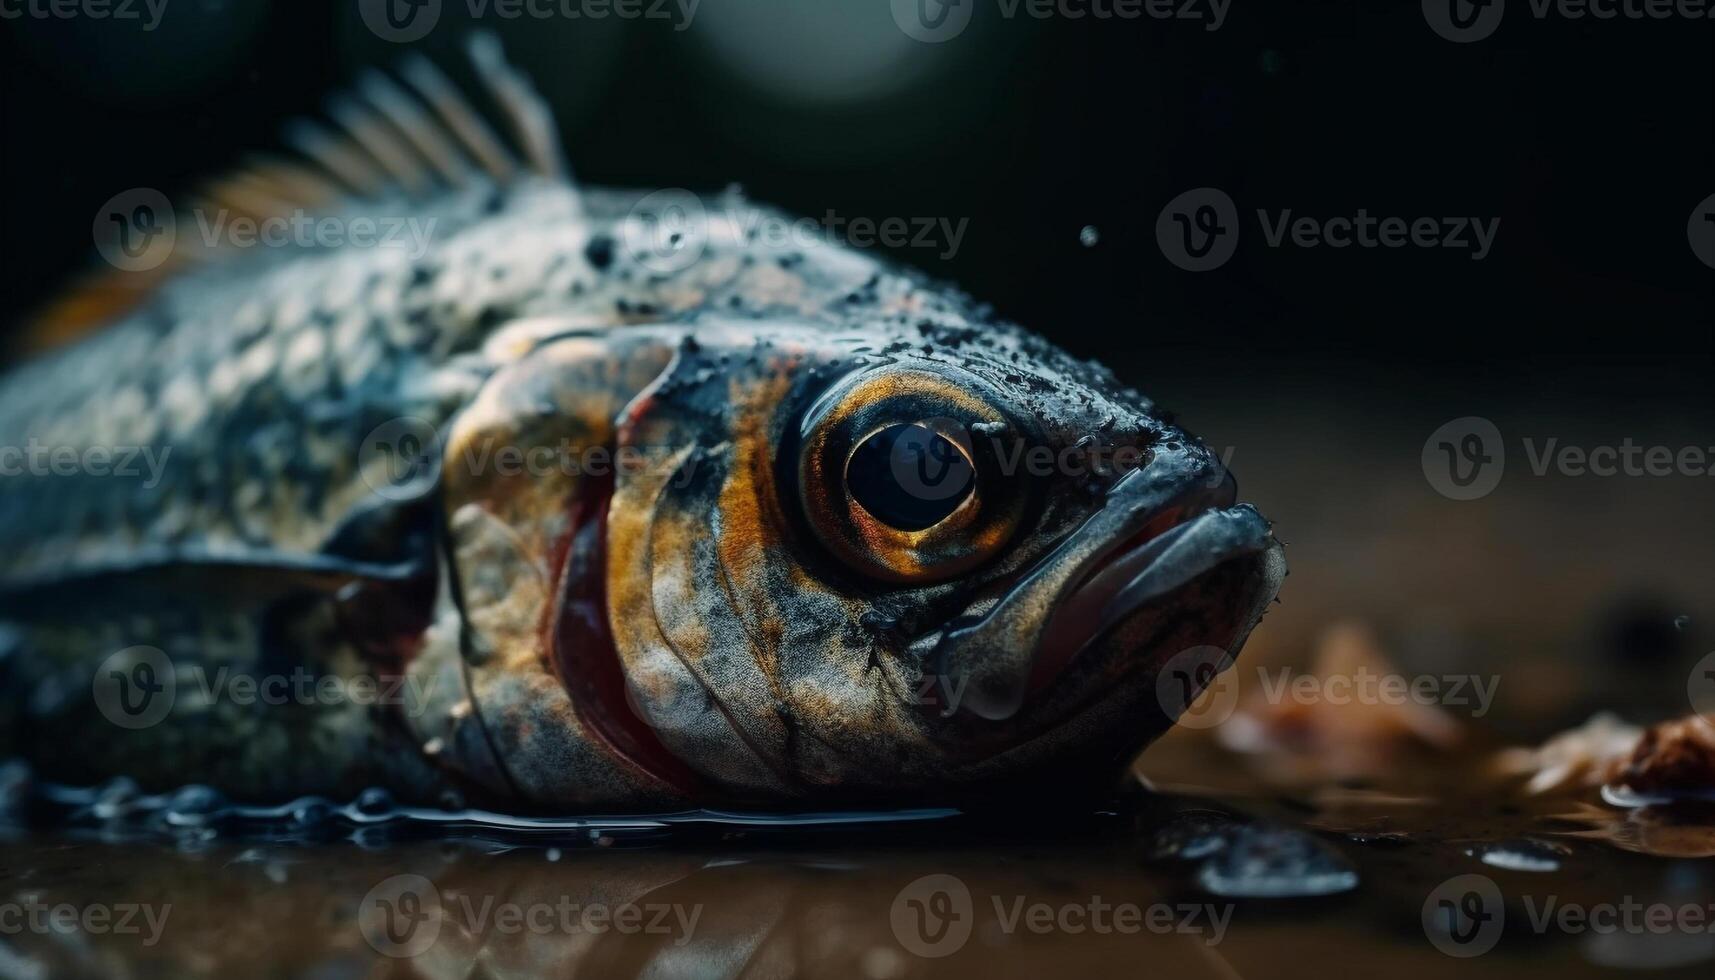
[605,319,1285,805]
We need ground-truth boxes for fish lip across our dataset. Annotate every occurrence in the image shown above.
[1030,503,1278,692]
[925,451,1280,723]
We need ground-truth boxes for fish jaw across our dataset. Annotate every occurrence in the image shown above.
[902,442,1287,794]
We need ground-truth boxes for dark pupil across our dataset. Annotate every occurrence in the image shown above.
[846,423,975,532]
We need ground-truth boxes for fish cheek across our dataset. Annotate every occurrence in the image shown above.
[430,335,684,808]
[732,365,959,789]
[606,372,797,797]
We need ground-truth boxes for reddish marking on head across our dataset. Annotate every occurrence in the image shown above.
[549,465,704,796]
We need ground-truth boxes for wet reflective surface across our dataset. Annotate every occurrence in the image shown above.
[4,730,1713,979]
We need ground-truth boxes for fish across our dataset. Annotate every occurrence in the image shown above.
[0,36,1285,812]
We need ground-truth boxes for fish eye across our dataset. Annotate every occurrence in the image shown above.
[795,367,1030,585]
[845,423,975,532]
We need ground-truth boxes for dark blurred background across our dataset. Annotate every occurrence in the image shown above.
[2,0,1712,732]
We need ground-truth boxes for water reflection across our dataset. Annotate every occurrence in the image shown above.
[3,775,1714,979]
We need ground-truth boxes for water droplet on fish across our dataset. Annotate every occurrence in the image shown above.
[290,800,334,829]
[354,787,395,819]
[1195,825,1359,898]
[546,848,563,862]
[1079,225,1099,247]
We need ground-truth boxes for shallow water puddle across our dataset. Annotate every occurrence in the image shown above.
[1,744,1712,979]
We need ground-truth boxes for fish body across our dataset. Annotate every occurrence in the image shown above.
[0,41,1284,811]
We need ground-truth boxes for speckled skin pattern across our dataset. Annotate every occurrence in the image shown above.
[0,178,1285,811]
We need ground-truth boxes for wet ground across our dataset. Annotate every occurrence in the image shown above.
[3,728,1713,980]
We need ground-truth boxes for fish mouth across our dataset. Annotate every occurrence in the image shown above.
[929,447,1284,723]
[1028,497,1278,693]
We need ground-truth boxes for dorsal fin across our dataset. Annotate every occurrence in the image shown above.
[14,33,571,361]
